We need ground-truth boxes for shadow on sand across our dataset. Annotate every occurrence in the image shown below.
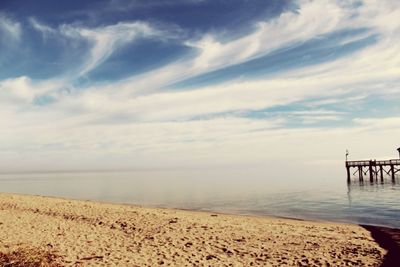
[361,225,400,267]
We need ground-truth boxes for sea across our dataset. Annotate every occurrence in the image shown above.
[0,169,399,228]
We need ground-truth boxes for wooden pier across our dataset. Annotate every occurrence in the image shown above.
[346,159,400,183]
[346,147,400,183]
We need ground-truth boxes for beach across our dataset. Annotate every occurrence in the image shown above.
[0,193,393,266]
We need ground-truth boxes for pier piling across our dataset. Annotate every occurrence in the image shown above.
[369,161,374,182]
[390,164,395,181]
[346,166,351,183]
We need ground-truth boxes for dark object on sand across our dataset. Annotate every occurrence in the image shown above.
[362,225,400,267]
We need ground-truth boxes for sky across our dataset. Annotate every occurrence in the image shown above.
[0,0,399,174]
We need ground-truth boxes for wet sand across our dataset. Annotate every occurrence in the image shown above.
[0,193,390,266]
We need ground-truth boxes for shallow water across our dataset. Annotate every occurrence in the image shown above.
[0,170,399,228]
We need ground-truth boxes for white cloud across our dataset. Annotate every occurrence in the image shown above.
[273,110,345,124]
[0,14,21,40]
[353,117,400,130]
[69,77,334,122]
[0,77,35,103]
[1,111,399,172]
[0,76,66,105]
[65,58,397,124]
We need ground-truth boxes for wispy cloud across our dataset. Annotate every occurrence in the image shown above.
[29,18,57,38]
[29,20,177,77]
[64,22,161,75]
[0,14,21,40]
[109,0,355,95]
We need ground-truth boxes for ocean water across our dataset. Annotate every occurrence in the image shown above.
[0,170,399,228]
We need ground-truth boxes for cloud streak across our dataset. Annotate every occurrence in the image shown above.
[0,14,21,40]
[29,19,177,77]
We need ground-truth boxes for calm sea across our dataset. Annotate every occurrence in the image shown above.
[0,170,399,228]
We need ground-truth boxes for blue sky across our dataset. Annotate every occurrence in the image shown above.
[0,0,399,173]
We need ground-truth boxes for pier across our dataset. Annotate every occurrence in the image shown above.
[346,148,400,183]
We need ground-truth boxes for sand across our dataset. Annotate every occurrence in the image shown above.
[0,193,390,266]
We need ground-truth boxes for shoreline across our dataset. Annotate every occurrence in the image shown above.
[0,192,398,266]
[5,191,399,231]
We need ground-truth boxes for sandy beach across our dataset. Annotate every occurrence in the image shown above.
[0,193,396,266]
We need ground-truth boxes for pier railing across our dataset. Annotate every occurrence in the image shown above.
[346,159,400,167]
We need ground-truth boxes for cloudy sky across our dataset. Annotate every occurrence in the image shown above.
[0,0,399,174]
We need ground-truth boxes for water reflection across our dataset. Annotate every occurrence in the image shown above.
[347,176,399,206]
[348,177,399,189]
[344,178,400,228]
